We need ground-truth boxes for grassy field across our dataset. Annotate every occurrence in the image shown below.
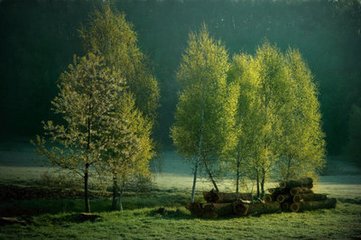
[1,145,361,239]
[1,203,361,239]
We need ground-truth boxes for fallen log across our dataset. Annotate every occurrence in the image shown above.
[290,198,337,212]
[203,190,252,203]
[299,198,337,212]
[279,177,313,189]
[245,202,281,216]
[268,187,286,195]
[263,194,274,203]
[290,202,301,212]
[281,202,290,212]
[233,200,250,216]
[290,187,313,196]
[187,202,204,217]
[276,194,291,203]
[293,193,328,203]
[202,203,234,218]
[202,204,217,218]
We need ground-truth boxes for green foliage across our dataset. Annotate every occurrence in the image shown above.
[230,42,289,195]
[35,52,127,212]
[171,26,236,189]
[34,6,160,211]
[228,53,260,189]
[36,52,125,173]
[101,92,155,210]
[276,49,325,180]
[103,93,154,180]
[229,42,325,195]
[80,4,159,121]
[1,0,360,153]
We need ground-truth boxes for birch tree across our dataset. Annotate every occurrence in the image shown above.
[102,93,154,211]
[230,44,325,196]
[171,26,236,202]
[254,42,291,196]
[228,53,258,194]
[35,53,125,212]
[276,49,325,180]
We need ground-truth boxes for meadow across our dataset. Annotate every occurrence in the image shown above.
[0,146,361,239]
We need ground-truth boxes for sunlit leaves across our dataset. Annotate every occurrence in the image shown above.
[230,43,326,192]
[171,26,236,181]
[102,92,154,182]
[80,4,159,121]
[276,49,325,180]
[36,53,126,170]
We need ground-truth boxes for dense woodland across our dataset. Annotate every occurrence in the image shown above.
[0,0,360,159]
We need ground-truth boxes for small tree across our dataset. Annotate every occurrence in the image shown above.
[171,26,236,202]
[102,93,154,211]
[35,53,125,212]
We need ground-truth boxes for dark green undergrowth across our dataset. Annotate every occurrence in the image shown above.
[0,189,193,217]
[1,202,361,240]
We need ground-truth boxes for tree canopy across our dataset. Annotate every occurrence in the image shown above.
[36,53,126,212]
[80,4,159,122]
[171,27,236,200]
[102,92,154,210]
[229,42,325,196]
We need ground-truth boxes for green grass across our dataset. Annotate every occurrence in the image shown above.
[1,202,361,240]
[1,149,361,239]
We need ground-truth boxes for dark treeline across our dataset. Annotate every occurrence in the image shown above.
[0,0,360,155]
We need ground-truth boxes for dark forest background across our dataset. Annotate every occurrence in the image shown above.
[0,0,360,157]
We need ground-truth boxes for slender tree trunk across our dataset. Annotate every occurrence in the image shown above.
[286,156,292,181]
[191,109,204,202]
[112,174,120,210]
[204,160,219,192]
[118,194,123,212]
[256,170,260,198]
[84,163,90,213]
[191,158,199,203]
[261,168,266,197]
[236,150,241,194]
[85,101,92,213]
[119,180,125,211]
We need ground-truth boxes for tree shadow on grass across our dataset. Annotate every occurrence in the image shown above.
[148,207,195,220]
[49,213,103,225]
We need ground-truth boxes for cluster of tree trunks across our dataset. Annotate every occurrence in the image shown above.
[203,189,252,203]
[187,201,280,218]
[188,178,337,218]
[279,177,314,189]
[265,177,336,213]
[188,190,279,218]
[290,198,337,212]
